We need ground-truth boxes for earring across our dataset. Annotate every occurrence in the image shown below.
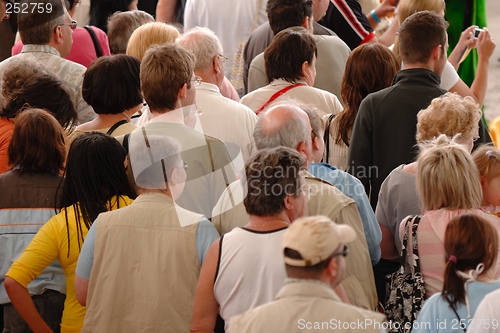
[305,75,309,79]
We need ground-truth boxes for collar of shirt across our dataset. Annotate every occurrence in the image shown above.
[20,44,61,57]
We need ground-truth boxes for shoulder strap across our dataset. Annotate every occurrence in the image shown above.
[410,215,422,273]
[256,83,306,115]
[400,216,413,266]
[84,25,103,58]
[322,113,336,164]
[214,234,225,283]
[123,133,131,154]
[106,120,129,136]
[445,295,467,332]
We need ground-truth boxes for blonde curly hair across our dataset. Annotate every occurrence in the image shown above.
[416,92,481,145]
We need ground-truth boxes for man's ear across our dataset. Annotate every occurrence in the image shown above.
[296,141,308,158]
[213,55,221,74]
[283,193,295,211]
[53,26,63,44]
[302,16,313,32]
[327,257,338,279]
[178,83,188,100]
[312,136,320,151]
[431,44,443,61]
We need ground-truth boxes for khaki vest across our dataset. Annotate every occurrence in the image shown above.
[82,193,202,333]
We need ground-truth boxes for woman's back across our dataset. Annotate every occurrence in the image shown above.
[410,210,500,296]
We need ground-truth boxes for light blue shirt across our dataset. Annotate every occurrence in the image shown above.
[413,280,500,333]
[309,162,381,265]
[76,217,219,280]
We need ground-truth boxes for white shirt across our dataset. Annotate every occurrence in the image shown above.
[184,0,268,78]
[195,82,258,169]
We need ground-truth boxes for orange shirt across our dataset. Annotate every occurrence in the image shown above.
[0,117,15,174]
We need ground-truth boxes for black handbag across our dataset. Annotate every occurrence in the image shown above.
[385,215,427,333]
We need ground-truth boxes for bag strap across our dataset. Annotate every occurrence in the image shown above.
[256,84,305,115]
[409,216,422,274]
[322,113,336,164]
[445,296,467,332]
[400,216,413,267]
[123,133,131,154]
[106,119,129,136]
[84,25,103,58]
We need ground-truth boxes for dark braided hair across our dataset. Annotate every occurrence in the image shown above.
[59,132,135,256]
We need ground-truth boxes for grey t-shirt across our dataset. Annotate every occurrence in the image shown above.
[376,165,421,253]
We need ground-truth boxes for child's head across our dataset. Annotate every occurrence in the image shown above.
[472,146,500,206]
[443,213,498,309]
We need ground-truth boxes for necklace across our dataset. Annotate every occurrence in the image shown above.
[247,220,290,228]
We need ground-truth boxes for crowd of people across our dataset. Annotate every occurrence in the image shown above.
[0,0,499,332]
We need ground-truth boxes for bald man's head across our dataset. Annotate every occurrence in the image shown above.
[254,104,313,165]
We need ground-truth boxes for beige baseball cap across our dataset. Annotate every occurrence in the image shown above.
[282,215,357,267]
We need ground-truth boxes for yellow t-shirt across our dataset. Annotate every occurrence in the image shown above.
[7,195,134,333]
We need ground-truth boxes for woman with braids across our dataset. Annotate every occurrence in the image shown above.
[324,43,398,170]
[413,214,500,333]
[4,132,135,333]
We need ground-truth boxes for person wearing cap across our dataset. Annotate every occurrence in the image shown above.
[74,134,220,332]
[191,146,308,332]
[228,216,387,333]
[212,103,378,311]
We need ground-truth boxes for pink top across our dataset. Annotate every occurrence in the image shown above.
[12,26,111,68]
[399,209,500,297]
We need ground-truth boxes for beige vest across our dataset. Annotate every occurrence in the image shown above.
[212,172,378,310]
[81,193,203,333]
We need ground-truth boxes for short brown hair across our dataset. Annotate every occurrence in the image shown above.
[1,74,77,131]
[332,43,398,146]
[82,55,143,115]
[398,11,448,65]
[244,147,306,216]
[443,214,498,309]
[264,29,317,84]
[8,108,66,173]
[107,10,155,55]
[18,0,66,44]
[140,43,195,112]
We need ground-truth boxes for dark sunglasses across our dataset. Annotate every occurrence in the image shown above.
[333,245,349,257]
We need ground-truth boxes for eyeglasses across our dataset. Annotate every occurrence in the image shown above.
[182,161,188,171]
[191,76,202,87]
[332,245,349,257]
[218,54,228,63]
[60,20,77,30]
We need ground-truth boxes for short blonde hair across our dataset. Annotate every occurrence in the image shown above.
[126,22,180,60]
[417,93,481,144]
[417,135,482,211]
[472,145,500,180]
